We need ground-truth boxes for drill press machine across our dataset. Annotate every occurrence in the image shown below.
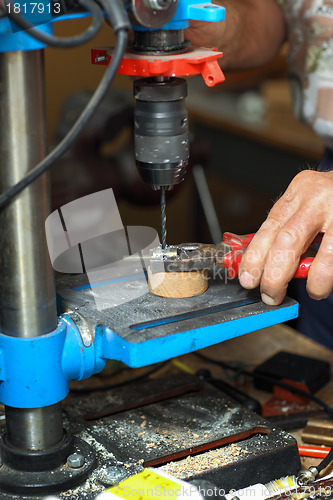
[0,0,300,497]
[93,0,226,246]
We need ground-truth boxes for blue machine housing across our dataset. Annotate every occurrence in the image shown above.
[0,0,225,51]
[0,19,52,51]
[133,0,225,31]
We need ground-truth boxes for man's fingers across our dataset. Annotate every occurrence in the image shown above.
[239,187,300,289]
[239,170,333,303]
[307,227,333,300]
[239,217,284,288]
[185,20,227,49]
[259,212,319,305]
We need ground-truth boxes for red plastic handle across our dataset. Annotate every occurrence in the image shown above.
[222,232,314,279]
[223,232,254,249]
[222,232,255,279]
[293,256,314,278]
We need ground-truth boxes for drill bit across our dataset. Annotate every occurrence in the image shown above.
[161,188,167,250]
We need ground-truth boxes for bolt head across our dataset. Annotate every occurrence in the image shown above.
[67,453,85,469]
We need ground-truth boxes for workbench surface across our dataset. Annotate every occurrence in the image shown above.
[68,323,333,481]
[183,324,333,472]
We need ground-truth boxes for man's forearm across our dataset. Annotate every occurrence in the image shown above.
[185,0,287,69]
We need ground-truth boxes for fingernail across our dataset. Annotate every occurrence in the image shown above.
[239,271,254,288]
[261,293,277,306]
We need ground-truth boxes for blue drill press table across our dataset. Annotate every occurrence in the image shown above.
[57,270,298,368]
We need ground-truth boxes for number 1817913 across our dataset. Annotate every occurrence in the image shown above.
[5,2,61,14]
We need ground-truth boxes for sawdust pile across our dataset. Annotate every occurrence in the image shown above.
[160,444,247,479]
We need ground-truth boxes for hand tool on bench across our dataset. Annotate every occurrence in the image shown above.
[150,232,320,278]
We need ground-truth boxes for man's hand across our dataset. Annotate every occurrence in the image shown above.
[239,170,333,304]
[184,0,286,70]
[185,19,227,51]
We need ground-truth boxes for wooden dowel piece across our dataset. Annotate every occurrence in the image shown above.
[148,267,208,298]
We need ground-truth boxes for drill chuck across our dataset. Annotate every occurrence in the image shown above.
[133,77,189,190]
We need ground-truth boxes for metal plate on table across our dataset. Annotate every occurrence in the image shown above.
[1,375,301,499]
[57,270,298,367]
[62,374,301,495]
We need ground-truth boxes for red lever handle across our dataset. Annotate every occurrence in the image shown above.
[223,232,315,279]
[293,257,314,278]
[223,232,254,249]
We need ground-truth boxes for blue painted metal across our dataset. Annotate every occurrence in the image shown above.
[72,273,147,291]
[130,298,258,330]
[0,299,298,408]
[62,315,106,381]
[0,2,88,52]
[99,302,299,368]
[0,0,225,52]
[0,315,104,408]
[0,320,68,408]
[0,18,53,51]
[133,0,225,31]
[0,315,105,408]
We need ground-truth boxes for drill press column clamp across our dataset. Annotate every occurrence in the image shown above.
[0,316,107,408]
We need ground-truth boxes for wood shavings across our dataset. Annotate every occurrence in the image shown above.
[159,444,248,479]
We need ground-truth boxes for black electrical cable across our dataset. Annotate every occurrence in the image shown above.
[6,0,104,48]
[194,351,333,418]
[0,1,130,210]
[194,351,333,475]
[70,361,169,394]
[317,448,333,473]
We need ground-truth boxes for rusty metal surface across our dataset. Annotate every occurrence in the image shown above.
[57,272,297,345]
[0,375,301,499]
[63,375,300,492]
[68,375,271,466]
[84,382,201,421]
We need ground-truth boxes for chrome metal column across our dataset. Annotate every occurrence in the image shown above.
[5,405,63,451]
[0,50,63,450]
